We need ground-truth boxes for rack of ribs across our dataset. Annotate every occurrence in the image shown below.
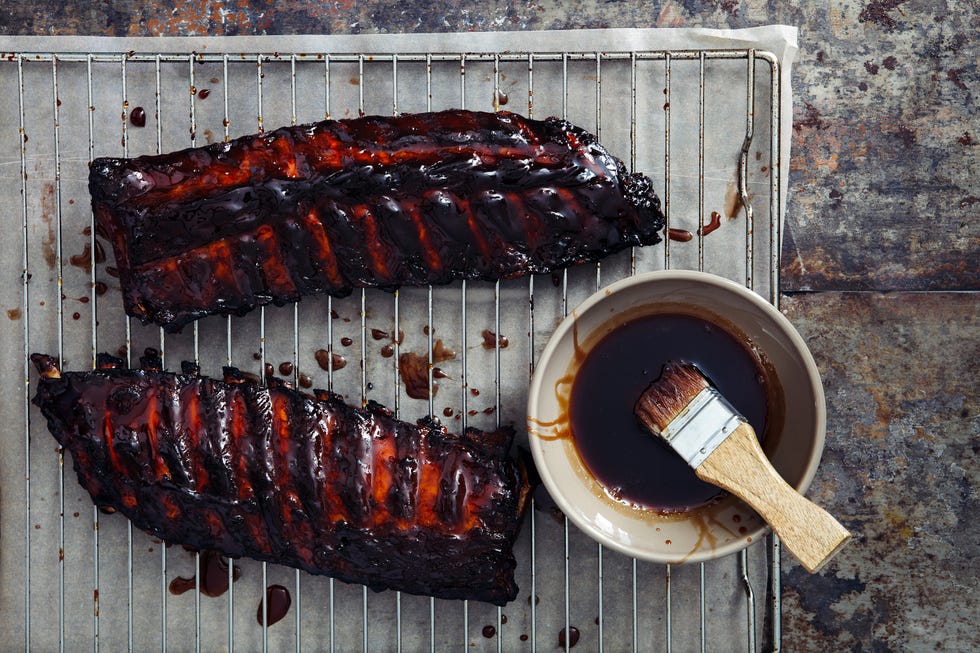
[90,109,665,332]
[31,352,530,605]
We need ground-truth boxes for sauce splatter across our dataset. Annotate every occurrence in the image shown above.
[68,241,106,273]
[482,625,496,638]
[700,211,722,237]
[257,585,291,626]
[725,180,741,218]
[315,348,346,371]
[432,339,456,362]
[558,626,580,648]
[278,361,294,376]
[668,228,693,242]
[399,352,434,399]
[481,329,509,349]
[40,184,57,269]
[130,107,146,127]
[168,551,241,597]
[7,308,21,320]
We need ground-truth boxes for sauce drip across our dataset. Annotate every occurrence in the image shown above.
[558,626,580,648]
[168,550,241,597]
[315,348,346,371]
[68,241,106,273]
[257,585,291,626]
[569,313,769,512]
[668,228,693,242]
[129,107,146,127]
[701,211,722,237]
[481,329,509,349]
[399,352,435,399]
[432,339,456,362]
[398,340,456,400]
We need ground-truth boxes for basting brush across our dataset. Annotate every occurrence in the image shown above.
[635,362,850,573]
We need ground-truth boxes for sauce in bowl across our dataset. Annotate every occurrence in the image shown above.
[569,313,771,513]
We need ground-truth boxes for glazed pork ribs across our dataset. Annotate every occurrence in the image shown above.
[90,109,665,331]
[32,352,530,604]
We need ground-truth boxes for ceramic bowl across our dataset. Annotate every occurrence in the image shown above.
[526,270,826,564]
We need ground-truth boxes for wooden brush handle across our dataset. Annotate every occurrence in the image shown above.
[695,422,850,573]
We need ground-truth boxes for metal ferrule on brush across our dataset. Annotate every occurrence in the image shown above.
[660,386,745,468]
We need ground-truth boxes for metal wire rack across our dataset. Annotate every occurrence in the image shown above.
[0,47,781,652]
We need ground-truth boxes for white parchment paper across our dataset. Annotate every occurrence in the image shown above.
[0,27,797,653]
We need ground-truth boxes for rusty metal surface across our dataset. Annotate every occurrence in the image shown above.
[781,292,978,652]
[1,1,978,651]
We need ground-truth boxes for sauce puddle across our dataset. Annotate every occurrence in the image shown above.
[568,312,772,512]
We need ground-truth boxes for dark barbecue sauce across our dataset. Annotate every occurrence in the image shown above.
[569,313,769,512]
[168,550,241,597]
[257,584,291,626]
[558,626,580,648]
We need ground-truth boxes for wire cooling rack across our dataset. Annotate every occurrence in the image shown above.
[0,47,781,652]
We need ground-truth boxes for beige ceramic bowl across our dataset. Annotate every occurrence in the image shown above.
[527,270,826,564]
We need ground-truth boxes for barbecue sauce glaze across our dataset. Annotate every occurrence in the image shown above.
[31,352,528,604]
[569,313,770,512]
[91,110,665,332]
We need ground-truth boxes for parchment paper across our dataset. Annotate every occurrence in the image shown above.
[0,26,797,653]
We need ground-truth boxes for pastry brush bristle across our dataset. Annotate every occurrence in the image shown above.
[634,362,710,435]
